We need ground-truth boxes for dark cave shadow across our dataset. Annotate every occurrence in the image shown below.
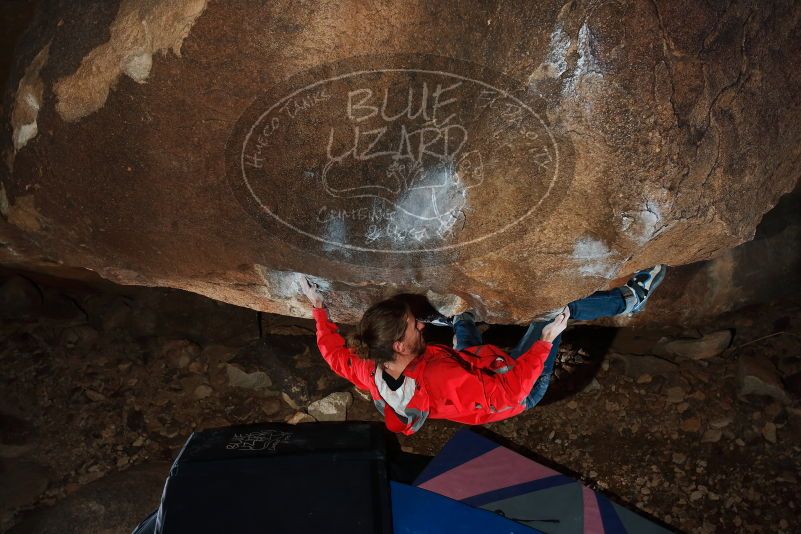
[393,293,440,320]
[538,325,618,405]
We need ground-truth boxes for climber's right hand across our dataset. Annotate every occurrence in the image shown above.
[540,306,570,343]
[299,276,326,309]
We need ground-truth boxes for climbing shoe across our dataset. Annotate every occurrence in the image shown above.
[626,264,667,313]
[419,312,453,327]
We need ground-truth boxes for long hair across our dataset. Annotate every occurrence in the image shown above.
[348,297,409,364]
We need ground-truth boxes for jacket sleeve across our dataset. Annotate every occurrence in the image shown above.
[485,340,552,406]
[312,307,374,391]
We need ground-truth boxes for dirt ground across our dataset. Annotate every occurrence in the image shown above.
[1,272,800,533]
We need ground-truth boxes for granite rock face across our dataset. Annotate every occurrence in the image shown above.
[2,0,800,324]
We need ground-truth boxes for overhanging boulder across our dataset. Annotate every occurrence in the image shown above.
[2,0,800,324]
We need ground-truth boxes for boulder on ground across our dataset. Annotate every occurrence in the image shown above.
[610,352,679,379]
[307,392,353,422]
[655,330,733,360]
[224,364,271,392]
[1,0,800,325]
[286,412,315,425]
[160,339,201,369]
[59,325,99,349]
[737,355,789,404]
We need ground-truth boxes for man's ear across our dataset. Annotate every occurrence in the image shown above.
[392,340,403,355]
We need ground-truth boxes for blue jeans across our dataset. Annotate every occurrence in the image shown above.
[453,288,630,409]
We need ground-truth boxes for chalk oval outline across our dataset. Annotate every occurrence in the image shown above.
[239,67,560,253]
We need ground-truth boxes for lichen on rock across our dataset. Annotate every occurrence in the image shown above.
[53,0,207,122]
[6,195,43,233]
[11,43,50,152]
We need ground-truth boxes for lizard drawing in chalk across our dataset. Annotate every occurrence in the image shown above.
[320,140,485,238]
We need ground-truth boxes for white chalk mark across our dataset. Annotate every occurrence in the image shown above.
[240,67,561,253]
[123,52,153,83]
[572,237,620,278]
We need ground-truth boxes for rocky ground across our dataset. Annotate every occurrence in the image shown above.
[1,272,800,533]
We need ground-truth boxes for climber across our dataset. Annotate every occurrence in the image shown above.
[300,266,667,435]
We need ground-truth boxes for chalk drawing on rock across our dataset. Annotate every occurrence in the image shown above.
[227,54,575,267]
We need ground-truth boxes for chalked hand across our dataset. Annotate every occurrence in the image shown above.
[540,306,570,343]
[300,276,325,309]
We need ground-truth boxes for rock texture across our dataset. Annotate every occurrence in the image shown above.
[2,0,800,324]
[618,182,801,327]
[3,274,800,533]
[308,392,353,422]
[738,354,789,404]
[7,463,168,534]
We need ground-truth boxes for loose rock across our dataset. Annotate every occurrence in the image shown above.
[762,422,777,444]
[709,416,732,429]
[680,417,701,433]
[582,378,602,393]
[225,364,272,391]
[200,345,238,364]
[701,429,722,443]
[307,392,352,422]
[161,340,201,369]
[84,389,105,402]
[98,297,132,332]
[656,330,732,360]
[60,325,99,349]
[286,412,315,425]
[611,353,678,380]
[666,386,685,404]
[260,398,282,417]
[193,385,213,399]
[737,355,789,403]
[280,392,300,410]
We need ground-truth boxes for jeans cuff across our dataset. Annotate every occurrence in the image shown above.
[453,311,475,325]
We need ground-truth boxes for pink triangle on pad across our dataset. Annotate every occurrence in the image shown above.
[418,445,561,501]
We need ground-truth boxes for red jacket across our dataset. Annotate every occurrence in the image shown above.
[313,307,552,435]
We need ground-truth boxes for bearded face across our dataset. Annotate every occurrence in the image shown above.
[397,312,426,357]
